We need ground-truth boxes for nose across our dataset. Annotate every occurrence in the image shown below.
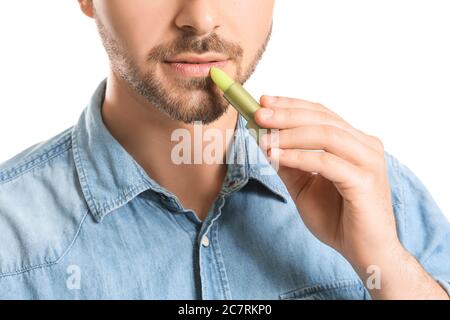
[174,0,221,36]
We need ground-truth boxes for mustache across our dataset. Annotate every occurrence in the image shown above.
[147,32,244,62]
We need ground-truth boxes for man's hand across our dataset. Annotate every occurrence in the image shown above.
[254,95,448,299]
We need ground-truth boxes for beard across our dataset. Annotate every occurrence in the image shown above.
[95,15,272,125]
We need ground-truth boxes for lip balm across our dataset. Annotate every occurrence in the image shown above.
[209,67,262,141]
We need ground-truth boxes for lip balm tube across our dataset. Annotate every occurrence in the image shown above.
[209,67,263,141]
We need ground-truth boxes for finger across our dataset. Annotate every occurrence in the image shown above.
[269,148,363,185]
[260,95,343,120]
[262,125,379,166]
[276,166,318,197]
[255,105,385,155]
[255,107,350,131]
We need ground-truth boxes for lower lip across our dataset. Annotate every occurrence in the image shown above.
[164,60,230,77]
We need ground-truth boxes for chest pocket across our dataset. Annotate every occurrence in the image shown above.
[279,279,369,300]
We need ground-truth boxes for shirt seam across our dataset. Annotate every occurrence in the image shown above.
[0,209,89,279]
[395,154,407,242]
[71,125,101,221]
[392,153,444,267]
[71,125,153,222]
[0,133,72,184]
[386,152,406,238]
[169,214,198,246]
[279,278,364,299]
[211,221,233,300]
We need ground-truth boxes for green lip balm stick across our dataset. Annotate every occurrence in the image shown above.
[210,67,263,141]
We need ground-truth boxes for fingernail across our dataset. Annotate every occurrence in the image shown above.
[264,95,277,104]
[259,108,274,120]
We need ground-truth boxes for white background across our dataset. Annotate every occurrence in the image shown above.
[1,0,449,219]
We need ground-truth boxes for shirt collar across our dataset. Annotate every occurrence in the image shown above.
[223,115,290,202]
[72,79,289,222]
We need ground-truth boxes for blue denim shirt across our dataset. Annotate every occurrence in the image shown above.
[1,79,449,300]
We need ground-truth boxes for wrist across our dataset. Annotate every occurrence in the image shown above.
[348,242,448,299]
[349,239,408,274]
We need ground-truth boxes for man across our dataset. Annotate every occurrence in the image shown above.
[0,0,449,299]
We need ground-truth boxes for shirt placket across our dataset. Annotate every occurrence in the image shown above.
[198,194,234,300]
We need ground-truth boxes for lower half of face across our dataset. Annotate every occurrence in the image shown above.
[95,12,272,124]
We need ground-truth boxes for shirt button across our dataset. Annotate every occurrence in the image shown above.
[201,235,210,247]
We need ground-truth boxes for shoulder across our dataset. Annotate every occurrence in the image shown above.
[384,151,450,254]
[0,127,72,177]
[384,150,444,219]
[384,151,403,208]
[0,127,89,278]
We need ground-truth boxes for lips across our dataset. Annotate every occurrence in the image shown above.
[166,53,229,63]
[168,59,222,64]
[164,60,230,77]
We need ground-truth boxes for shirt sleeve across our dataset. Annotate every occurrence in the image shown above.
[387,152,450,296]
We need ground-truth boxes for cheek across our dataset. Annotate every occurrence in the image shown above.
[226,0,273,33]
[237,20,272,69]
[223,1,273,61]
[98,1,174,64]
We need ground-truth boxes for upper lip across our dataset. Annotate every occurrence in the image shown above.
[165,53,229,64]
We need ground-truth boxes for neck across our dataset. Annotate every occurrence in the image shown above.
[101,70,239,221]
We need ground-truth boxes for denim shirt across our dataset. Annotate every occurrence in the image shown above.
[0,79,449,300]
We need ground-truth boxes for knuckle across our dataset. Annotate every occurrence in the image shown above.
[283,128,299,144]
[367,134,385,152]
[318,110,338,124]
[274,108,288,122]
[294,150,304,162]
[282,96,299,107]
[286,108,296,121]
[359,171,378,189]
[375,155,387,172]
[317,151,329,167]
[313,102,325,110]
[322,125,342,143]
[270,130,281,146]
[314,102,342,118]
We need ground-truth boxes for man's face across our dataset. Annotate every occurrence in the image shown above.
[89,0,275,124]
